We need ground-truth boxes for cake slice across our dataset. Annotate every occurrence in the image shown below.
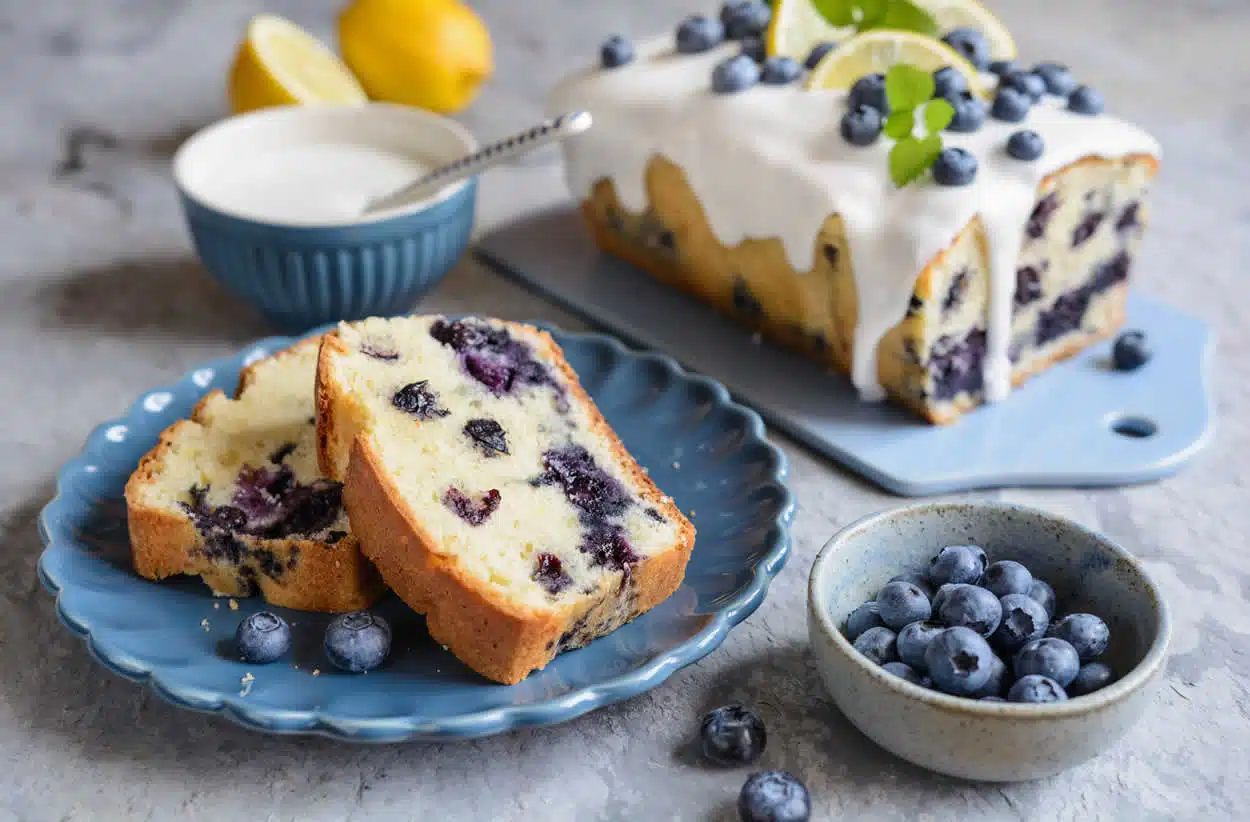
[125,338,384,612]
[315,315,695,684]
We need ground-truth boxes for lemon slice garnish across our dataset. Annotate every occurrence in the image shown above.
[914,0,1017,60]
[805,30,990,98]
[767,0,856,63]
[227,14,367,115]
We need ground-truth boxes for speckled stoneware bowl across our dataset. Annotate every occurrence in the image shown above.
[173,104,477,332]
[808,502,1170,782]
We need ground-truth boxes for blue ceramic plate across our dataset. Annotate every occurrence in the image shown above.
[37,325,795,742]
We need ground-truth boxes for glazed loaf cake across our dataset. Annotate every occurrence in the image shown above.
[125,338,384,612]
[315,315,695,684]
[550,35,1161,423]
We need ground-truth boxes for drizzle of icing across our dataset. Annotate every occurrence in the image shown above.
[547,34,1160,403]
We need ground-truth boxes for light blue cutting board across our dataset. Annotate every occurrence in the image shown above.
[474,205,1215,496]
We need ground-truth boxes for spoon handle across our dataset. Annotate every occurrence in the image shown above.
[363,110,593,214]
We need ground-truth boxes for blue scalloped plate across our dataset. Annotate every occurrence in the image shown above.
[37,325,795,742]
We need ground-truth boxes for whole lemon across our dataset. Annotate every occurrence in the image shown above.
[338,0,493,115]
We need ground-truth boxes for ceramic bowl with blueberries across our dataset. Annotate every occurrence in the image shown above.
[807,502,1170,782]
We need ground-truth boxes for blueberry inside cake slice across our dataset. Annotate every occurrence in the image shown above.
[316,315,696,684]
[125,338,384,612]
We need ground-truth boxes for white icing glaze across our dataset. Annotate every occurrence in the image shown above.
[547,32,1161,402]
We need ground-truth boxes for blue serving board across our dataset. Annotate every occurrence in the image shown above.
[475,205,1215,496]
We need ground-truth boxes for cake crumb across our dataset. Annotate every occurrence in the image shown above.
[312,669,321,677]
[228,599,239,611]
[239,672,255,697]
[212,601,220,610]
[672,461,680,469]
[199,618,210,632]
[689,509,697,517]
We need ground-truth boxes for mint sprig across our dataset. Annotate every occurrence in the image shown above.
[882,64,955,187]
[811,0,938,36]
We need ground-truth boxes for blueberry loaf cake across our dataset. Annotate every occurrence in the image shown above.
[549,18,1161,423]
[315,316,695,684]
[126,339,384,612]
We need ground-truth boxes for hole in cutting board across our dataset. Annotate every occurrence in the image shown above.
[1108,414,1157,438]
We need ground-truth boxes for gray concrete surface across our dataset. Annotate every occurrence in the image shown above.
[1,0,1247,819]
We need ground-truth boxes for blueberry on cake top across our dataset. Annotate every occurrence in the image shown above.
[315,315,695,684]
[125,338,384,612]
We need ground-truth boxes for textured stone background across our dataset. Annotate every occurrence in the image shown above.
[1,0,1247,819]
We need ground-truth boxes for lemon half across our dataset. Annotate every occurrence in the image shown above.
[228,14,367,114]
[805,30,990,98]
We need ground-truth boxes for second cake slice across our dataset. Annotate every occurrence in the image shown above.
[315,315,695,684]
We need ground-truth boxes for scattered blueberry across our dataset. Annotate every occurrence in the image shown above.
[1068,661,1115,697]
[1033,62,1076,96]
[945,91,986,133]
[932,66,966,99]
[738,771,811,822]
[1002,70,1046,102]
[700,704,768,765]
[1112,330,1151,371]
[848,73,889,113]
[988,59,1017,78]
[846,601,885,640]
[991,593,1050,653]
[942,28,990,70]
[990,87,1031,122]
[1014,637,1080,687]
[889,572,935,600]
[1008,674,1068,703]
[883,661,925,685]
[805,41,835,70]
[1027,578,1057,616]
[972,652,1009,699]
[1049,613,1110,661]
[324,611,392,673]
[937,583,1002,636]
[713,54,761,93]
[1068,85,1105,115]
[854,626,898,665]
[983,560,1033,597]
[928,545,987,586]
[925,627,994,696]
[1006,129,1045,161]
[931,582,958,613]
[677,14,725,54]
[897,620,945,670]
[740,36,767,63]
[235,611,291,664]
[721,0,771,39]
[761,56,802,85]
[840,105,882,146]
[877,580,933,630]
[600,35,634,69]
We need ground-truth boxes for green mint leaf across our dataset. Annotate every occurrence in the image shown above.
[866,0,939,36]
[884,109,915,140]
[923,97,955,133]
[856,0,888,28]
[885,64,934,112]
[811,0,857,27]
[889,134,943,187]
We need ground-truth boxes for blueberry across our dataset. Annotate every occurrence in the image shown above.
[600,35,634,69]
[761,56,802,85]
[888,572,935,600]
[990,87,1031,122]
[1112,330,1151,371]
[1027,578,1057,616]
[235,611,291,664]
[883,661,924,685]
[1006,129,1045,161]
[937,584,1002,636]
[925,626,994,696]
[443,487,502,526]
[1049,613,1110,661]
[1033,62,1076,96]
[738,771,811,822]
[1008,674,1068,703]
[713,54,761,93]
[1068,661,1115,697]
[981,695,1006,702]
[972,652,1009,698]
[840,105,882,146]
[533,552,572,594]
[942,28,990,70]
[1068,85,1105,115]
[1014,637,1080,686]
[876,581,932,630]
[931,582,958,613]
[677,14,725,54]
[805,41,835,70]
[740,36,767,63]
[463,418,509,456]
[848,73,889,113]
[897,620,945,670]
[1002,70,1046,102]
[945,91,986,133]
[928,545,987,586]
[324,611,392,673]
[853,626,898,665]
[721,0,771,39]
[700,704,767,765]
[392,380,450,419]
[982,560,1033,597]
[988,59,1017,78]
[932,66,966,99]
[845,601,884,640]
[991,593,1049,653]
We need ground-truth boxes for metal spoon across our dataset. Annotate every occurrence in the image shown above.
[362,110,593,215]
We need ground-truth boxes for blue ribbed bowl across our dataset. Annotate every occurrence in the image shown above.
[174,104,478,332]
